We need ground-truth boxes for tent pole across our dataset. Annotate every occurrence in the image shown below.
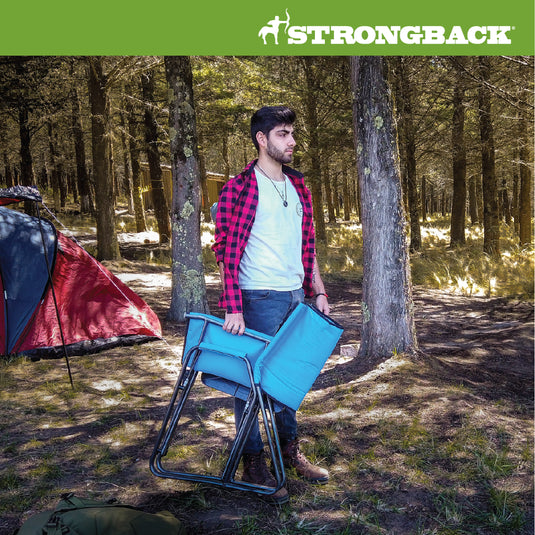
[35,203,74,389]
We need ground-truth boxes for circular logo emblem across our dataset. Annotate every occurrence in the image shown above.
[296,203,303,216]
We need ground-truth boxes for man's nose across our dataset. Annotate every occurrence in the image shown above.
[288,135,296,147]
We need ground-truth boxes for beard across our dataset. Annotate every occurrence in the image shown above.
[266,140,293,164]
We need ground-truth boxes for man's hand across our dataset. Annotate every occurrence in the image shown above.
[315,294,330,316]
[223,312,246,335]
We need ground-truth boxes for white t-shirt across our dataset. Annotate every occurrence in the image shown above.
[239,169,304,291]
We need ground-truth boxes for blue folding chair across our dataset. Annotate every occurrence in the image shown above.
[150,303,343,498]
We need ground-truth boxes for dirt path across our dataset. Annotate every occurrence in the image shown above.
[2,259,532,535]
[117,264,534,533]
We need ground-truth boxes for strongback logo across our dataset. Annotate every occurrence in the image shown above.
[258,9,513,46]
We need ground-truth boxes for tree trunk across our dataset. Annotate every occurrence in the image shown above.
[222,134,230,181]
[501,177,512,226]
[393,58,421,251]
[420,174,427,223]
[47,121,62,211]
[197,135,211,221]
[333,172,340,219]
[88,57,120,260]
[303,57,326,242]
[350,56,417,360]
[3,152,13,188]
[68,164,79,205]
[16,61,35,216]
[342,166,351,221]
[164,56,209,321]
[141,70,171,245]
[323,165,336,223]
[125,85,147,233]
[518,70,533,245]
[478,57,500,256]
[468,175,479,225]
[70,62,93,214]
[119,105,134,213]
[450,58,467,246]
[17,90,34,187]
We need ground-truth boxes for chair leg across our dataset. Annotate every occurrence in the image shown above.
[150,350,201,475]
[258,394,285,490]
[150,350,286,496]
[220,389,259,482]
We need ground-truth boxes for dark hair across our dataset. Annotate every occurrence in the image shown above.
[250,106,296,151]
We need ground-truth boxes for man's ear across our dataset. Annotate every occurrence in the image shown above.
[256,130,267,149]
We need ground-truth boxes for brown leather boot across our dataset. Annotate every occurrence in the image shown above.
[282,439,329,484]
[242,451,289,504]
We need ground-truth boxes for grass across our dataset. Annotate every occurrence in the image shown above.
[1,207,532,533]
[315,216,534,300]
[1,330,532,534]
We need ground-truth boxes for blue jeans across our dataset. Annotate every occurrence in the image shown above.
[235,288,304,454]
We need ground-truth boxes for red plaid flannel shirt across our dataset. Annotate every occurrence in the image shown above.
[212,159,316,314]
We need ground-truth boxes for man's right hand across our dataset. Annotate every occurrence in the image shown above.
[223,312,246,335]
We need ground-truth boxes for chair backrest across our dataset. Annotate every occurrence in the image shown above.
[254,304,343,411]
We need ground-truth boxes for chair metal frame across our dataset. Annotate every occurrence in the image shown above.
[150,313,286,497]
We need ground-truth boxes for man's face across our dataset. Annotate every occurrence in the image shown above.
[264,124,296,164]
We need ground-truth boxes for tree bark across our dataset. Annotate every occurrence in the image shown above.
[468,175,479,226]
[47,121,62,211]
[88,56,120,260]
[125,86,147,233]
[141,70,171,245]
[15,60,34,190]
[16,60,35,216]
[3,152,13,188]
[164,56,209,321]
[450,58,467,246]
[119,105,134,213]
[342,166,351,221]
[197,134,211,221]
[478,57,500,256]
[303,57,326,242]
[512,163,519,234]
[324,165,336,223]
[350,56,417,360]
[420,174,427,223]
[518,66,533,245]
[392,58,421,251]
[71,64,93,214]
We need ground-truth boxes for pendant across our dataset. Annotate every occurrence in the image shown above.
[283,200,288,207]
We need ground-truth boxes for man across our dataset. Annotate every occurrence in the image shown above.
[212,106,330,504]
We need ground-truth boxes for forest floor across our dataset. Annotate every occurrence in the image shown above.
[0,238,533,534]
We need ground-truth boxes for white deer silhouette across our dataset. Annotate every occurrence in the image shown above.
[258,9,290,45]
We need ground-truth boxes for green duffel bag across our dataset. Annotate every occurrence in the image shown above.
[15,493,185,535]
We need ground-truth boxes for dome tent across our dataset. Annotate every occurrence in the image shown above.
[0,186,161,372]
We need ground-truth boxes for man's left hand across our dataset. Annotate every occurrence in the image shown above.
[315,294,330,315]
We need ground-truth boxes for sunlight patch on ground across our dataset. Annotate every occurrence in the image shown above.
[116,272,171,288]
[366,407,407,419]
[313,407,357,421]
[115,270,219,290]
[201,229,215,246]
[92,379,123,391]
[117,230,160,244]
[102,398,121,407]
[351,356,410,385]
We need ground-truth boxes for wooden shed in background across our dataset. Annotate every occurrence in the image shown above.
[140,162,226,212]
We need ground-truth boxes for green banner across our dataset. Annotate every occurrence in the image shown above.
[1,0,533,55]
